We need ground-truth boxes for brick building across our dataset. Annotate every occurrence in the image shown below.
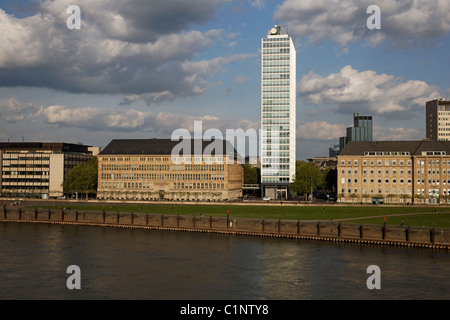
[97,139,244,201]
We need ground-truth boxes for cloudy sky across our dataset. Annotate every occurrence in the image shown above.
[0,0,449,160]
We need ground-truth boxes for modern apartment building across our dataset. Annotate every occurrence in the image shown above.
[339,113,373,151]
[338,140,450,204]
[426,99,450,141]
[97,139,243,201]
[0,142,96,198]
[260,25,296,200]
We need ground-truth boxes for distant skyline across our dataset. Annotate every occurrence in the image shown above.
[0,0,449,160]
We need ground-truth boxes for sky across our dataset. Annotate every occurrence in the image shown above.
[0,0,449,160]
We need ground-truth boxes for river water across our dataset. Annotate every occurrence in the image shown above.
[0,222,449,300]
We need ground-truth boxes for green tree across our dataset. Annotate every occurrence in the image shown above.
[243,164,260,184]
[324,168,337,192]
[63,157,98,198]
[290,161,325,196]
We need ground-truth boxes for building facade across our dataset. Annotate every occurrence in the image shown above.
[338,140,450,204]
[426,99,450,141]
[340,113,373,151]
[0,142,95,198]
[97,139,244,201]
[260,25,296,199]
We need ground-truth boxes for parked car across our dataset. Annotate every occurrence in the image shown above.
[263,196,272,201]
[57,195,66,199]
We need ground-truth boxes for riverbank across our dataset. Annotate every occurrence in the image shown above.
[2,207,449,251]
[12,198,450,229]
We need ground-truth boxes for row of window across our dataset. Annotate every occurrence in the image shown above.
[262,73,290,80]
[2,171,49,176]
[2,179,49,183]
[101,181,225,190]
[262,99,291,106]
[262,119,290,125]
[341,159,412,166]
[262,87,290,93]
[100,173,225,181]
[101,164,225,172]
[1,186,49,191]
[262,68,290,74]
[343,177,450,185]
[261,151,290,157]
[344,178,411,185]
[342,168,411,175]
[341,188,450,196]
[262,48,290,54]
[263,61,290,67]
[341,158,450,166]
[341,188,412,195]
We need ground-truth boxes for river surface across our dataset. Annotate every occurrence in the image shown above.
[0,222,449,300]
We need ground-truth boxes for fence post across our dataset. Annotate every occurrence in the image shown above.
[382,221,387,240]
[317,222,320,237]
[261,219,265,233]
[18,208,22,220]
[405,226,410,242]
[102,208,105,223]
[360,224,364,240]
[338,223,342,238]
[297,220,301,235]
[48,209,51,220]
[61,209,65,221]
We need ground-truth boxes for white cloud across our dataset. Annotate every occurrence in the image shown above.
[373,126,423,141]
[297,121,345,140]
[0,98,43,122]
[296,120,424,142]
[275,0,450,48]
[0,0,250,103]
[298,65,440,118]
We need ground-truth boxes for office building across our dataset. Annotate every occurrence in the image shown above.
[97,139,244,201]
[260,25,296,200]
[338,140,450,204]
[426,99,450,141]
[339,113,373,150]
[0,142,95,198]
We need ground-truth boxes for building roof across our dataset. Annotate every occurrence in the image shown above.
[339,140,450,156]
[0,142,92,153]
[99,138,240,157]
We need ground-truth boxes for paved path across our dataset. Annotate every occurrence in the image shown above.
[309,211,450,223]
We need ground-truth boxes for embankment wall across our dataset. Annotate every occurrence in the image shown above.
[1,208,449,250]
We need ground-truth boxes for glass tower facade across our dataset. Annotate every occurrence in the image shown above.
[261,25,296,199]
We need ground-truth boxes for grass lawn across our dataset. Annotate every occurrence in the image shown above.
[30,203,450,229]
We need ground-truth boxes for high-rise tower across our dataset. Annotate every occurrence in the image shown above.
[260,25,296,199]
